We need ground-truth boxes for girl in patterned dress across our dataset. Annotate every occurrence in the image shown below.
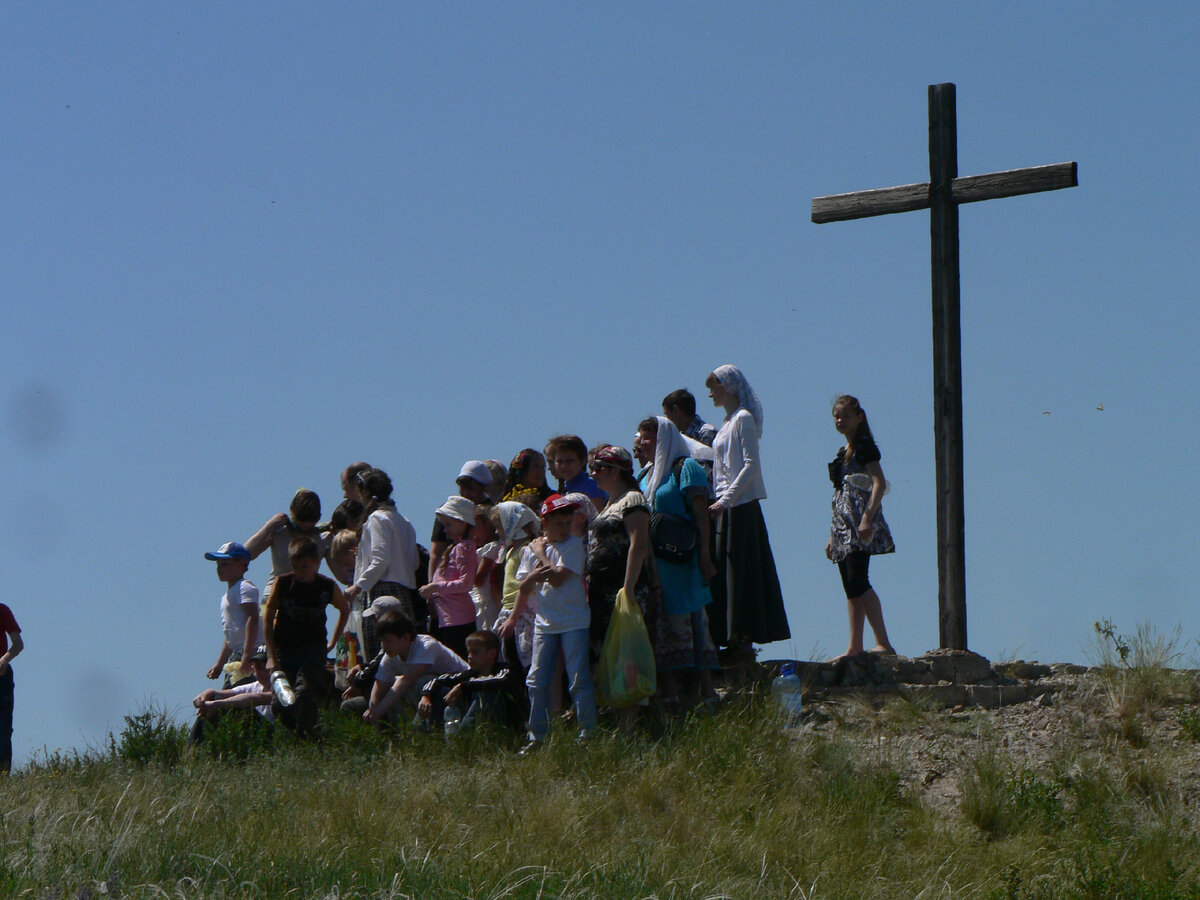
[826,395,897,658]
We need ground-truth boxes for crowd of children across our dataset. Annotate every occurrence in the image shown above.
[193,368,899,753]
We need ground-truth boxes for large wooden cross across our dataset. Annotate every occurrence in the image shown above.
[811,83,1077,651]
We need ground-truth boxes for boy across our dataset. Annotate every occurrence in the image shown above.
[203,541,260,688]
[417,630,525,733]
[518,494,597,754]
[263,535,349,735]
[544,435,606,509]
[662,388,717,446]
[362,612,468,726]
[189,644,274,745]
[0,603,22,773]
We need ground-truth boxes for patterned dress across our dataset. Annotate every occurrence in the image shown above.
[828,436,895,562]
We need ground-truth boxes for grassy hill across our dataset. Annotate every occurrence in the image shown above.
[4,650,1200,898]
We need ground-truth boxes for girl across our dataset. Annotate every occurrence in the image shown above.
[705,365,791,657]
[501,449,553,511]
[827,395,896,658]
[420,495,479,660]
[492,501,542,669]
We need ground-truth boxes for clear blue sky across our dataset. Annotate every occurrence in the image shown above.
[3,3,1197,766]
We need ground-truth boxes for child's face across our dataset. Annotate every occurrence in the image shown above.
[290,555,321,583]
[542,509,574,543]
[439,514,469,541]
[833,405,864,437]
[548,451,583,484]
[475,515,497,544]
[215,558,249,583]
[525,453,547,489]
[332,548,356,571]
[379,632,412,659]
[466,643,499,673]
[662,404,690,432]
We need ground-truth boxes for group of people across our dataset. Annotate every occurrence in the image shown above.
[192,365,898,752]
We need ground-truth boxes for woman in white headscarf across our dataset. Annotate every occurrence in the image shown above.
[704,365,791,657]
[637,416,721,708]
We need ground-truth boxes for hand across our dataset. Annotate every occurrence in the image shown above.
[363,707,378,725]
[709,501,724,519]
[699,556,717,583]
[206,662,223,680]
[342,682,362,701]
[445,684,463,707]
[417,696,432,718]
[498,618,515,640]
[857,517,875,542]
[418,584,437,600]
[825,541,834,561]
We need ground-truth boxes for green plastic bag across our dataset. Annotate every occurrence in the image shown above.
[595,588,656,708]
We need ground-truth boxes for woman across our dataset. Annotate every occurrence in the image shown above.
[705,365,791,656]
[501,449,554,511]
[638,416,721,707]
[345,468,420,660]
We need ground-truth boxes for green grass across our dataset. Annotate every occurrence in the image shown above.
[2,678,1200,897]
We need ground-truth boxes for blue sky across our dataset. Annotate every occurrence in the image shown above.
[3,3,1197,766]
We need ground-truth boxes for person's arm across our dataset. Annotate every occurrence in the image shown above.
[262,586,280,671]
[197,687,272,716]
[427,542,447,583]
[239,601,259,671]
[327,585,349,653]
[622,508,651,598]
[244,513,288,560]
[207,640,232,680]
[858,461,886,542]
[366,666,430,722]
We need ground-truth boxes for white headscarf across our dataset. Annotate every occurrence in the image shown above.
[495,501,540,562]
[563,492,598,524]
[645,416,694,508]
[713,364,764,438]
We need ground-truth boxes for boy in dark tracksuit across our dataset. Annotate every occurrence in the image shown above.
[418,630,526,732]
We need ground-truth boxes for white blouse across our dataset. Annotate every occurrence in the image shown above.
[712,408,767,508]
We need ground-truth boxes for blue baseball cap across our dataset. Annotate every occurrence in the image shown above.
[205,541,250,561]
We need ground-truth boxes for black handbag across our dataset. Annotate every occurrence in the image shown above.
[648,459,699,564]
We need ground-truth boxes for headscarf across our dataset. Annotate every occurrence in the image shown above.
[713,364,764,438]
[644,416,694,507]
[563,492,598,524]
[495,501,541,562]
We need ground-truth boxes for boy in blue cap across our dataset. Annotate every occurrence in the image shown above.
[204,541,260,688]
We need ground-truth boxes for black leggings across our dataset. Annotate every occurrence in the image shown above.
[837,551,872,599]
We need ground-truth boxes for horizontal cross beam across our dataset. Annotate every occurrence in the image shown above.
[811,161,1077,224]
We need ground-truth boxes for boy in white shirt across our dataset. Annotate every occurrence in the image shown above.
[203,541,260,688]
[363,612,468,726]
[518,494,597,754]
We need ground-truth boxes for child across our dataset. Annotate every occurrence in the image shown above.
[328,528,360,588]
[662,388,718,446]
[0,603,22,773]
[517,494,597,754]
[472,504,503,631]
[492,501,541,669]
[363,612,468,726]
[544,435,607,510]
[203,541,260,688]
[417,630,526,733]
[190,644,274,745]
[263,536,349,735]
[826,395,896,658]
[245,489,329,598]
[419,495,478,659]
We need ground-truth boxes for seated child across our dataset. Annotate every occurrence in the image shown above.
[518,494,597,754]
[190,645,274,745]
[360,612,468,727]
[263,536,349,735]
[203,541,260,688]
[340,595,407,706]
[417,630,526,733]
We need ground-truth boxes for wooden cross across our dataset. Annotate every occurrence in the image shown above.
[811,83,1077,651]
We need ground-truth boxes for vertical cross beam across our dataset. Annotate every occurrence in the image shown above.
[928,84,967,650]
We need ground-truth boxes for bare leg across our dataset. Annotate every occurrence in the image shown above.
[857,588,895,654]
[835,595,867,659]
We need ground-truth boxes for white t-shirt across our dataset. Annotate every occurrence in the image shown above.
[518,535,589,634]
[220,578,260,652]
[375,634,469,683]
[230,680,274,720]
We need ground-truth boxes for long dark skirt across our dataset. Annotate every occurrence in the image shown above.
[708,500,790,646]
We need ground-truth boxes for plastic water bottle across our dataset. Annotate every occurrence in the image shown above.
[271,671,297,708]
[771,663,803,728]
[443,705,462,739]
